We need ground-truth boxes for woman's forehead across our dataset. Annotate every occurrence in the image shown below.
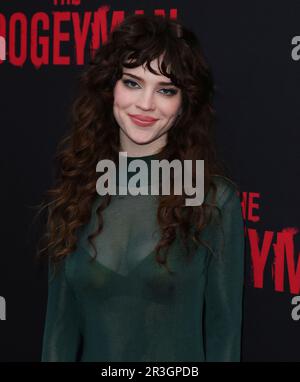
[122,57,172,80]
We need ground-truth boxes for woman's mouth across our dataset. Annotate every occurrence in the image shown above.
[128,114,158,127]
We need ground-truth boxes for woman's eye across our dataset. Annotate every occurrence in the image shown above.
[122,79,178,96]
[159,88,178,96]
[122,79,139,88]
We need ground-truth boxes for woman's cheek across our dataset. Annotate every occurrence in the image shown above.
[117,88,134,106]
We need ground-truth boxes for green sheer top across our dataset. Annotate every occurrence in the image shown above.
[41,153,245,362]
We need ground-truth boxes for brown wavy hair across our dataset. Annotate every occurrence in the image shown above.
[35,14,237,274]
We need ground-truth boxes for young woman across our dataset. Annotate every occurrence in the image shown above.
[38,14,245,362]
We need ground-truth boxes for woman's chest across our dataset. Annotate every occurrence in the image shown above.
[67,194,209,302]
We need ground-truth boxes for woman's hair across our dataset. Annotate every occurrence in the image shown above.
[35,14,237,274]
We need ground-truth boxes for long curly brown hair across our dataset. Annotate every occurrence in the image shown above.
[35,14,237,274]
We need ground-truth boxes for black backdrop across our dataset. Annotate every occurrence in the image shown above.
[0,0,299,362]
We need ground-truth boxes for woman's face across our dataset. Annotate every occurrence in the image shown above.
[113,57,182,156]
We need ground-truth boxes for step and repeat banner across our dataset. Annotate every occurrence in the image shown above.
[0,0,299,362]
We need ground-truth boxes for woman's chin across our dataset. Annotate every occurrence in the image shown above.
[127,134,154,146]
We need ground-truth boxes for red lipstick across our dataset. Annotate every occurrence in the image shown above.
[128,114,158,127]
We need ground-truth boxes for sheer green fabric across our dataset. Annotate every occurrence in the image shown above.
[41,154,245,362]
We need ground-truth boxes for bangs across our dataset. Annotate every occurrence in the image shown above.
[120,44,184,89]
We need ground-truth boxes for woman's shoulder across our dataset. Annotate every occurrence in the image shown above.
[207,175,241,210]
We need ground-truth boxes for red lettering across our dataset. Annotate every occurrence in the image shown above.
[90,6,110,58]
[249,228,273,289]
[0,8,179,67]
[53,11,70,65]
[31,13,49,69]
[241,191,260,223]
[0,13,6,64]
[73,12,91,65]
[273,228,300,294]
[9,13,27,67]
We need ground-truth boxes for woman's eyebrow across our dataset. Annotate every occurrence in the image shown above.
[122,72,175,86]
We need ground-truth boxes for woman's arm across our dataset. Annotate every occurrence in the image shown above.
[41,258,82,362]
[204,186,245,361]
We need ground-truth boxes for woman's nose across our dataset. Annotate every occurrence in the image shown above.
[135,90,155,110]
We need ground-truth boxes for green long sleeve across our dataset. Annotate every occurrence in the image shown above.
[40,154,245,362]
[203,186,245,361]
[41,260,82,361]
